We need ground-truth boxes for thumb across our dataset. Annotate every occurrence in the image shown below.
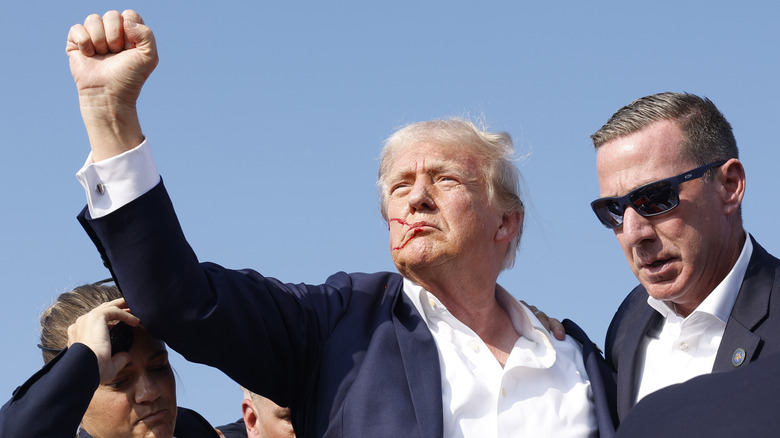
[101,351,132,384]
[123,19,156,55]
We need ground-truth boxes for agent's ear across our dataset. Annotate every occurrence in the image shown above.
[718,158,746,216]
[495,210,523,244]
[242,398,260,435]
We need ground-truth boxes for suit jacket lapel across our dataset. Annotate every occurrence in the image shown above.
[391,279,444,438]
[616,303,658,420]
[714,236,774,371]
[563,319,618,437]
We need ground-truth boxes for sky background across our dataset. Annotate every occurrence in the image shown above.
[2,0,780,427]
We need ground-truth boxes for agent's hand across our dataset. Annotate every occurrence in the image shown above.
[67,298,141,384]
[521,301,565,340]
[66,10,158,161]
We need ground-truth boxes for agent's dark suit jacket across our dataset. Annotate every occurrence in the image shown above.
[605,235,780,423]
[0,343,229,438]
[615,351,780,437]
[79,181,617,438]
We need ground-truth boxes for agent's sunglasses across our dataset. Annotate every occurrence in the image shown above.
[591,160,726,229]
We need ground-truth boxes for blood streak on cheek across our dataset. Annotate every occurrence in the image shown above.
[390,218,424,250]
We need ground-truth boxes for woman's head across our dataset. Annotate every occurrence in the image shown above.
[39,281,122,363]
[39,281,177,438]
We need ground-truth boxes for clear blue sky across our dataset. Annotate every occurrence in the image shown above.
[2,0,779,426]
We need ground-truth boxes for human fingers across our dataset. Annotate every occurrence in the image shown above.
[547,318,565,341]
[520,300,566,340]
[103,351,132,384]
[103,298,141,327]
[67,300,141,383]
[66,23,95,57]
[67,300,139,348]
[67,310,112,361]
[83,13,110,56]
[125,19,158,63]
[122,9,145,25]
[121,10,147,50]
[102,10,125,54]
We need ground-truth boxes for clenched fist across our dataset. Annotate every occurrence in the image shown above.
[67,10,158,161]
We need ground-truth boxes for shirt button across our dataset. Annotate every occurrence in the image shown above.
[469,341,480,353]
[95,182,105,194]
[501,387,507,397]
[679,341,689,352]
[428,299,436,308]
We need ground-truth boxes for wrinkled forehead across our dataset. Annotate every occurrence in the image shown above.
[388,140,482,176]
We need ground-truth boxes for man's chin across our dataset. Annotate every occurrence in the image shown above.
[393,253,451,275]
[644,283,684,303]
[139,422,175,438]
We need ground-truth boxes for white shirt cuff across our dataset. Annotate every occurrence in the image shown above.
[76,139,161,219]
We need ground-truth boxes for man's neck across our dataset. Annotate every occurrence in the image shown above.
[408,270,519,367]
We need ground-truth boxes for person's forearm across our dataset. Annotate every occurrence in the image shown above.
[0,345,99,438]
[79,91,144,162]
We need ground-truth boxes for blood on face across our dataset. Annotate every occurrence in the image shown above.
[390,218,427,250]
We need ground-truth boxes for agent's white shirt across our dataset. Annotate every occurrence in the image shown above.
[78,140,597,438]
[635,236,752,403]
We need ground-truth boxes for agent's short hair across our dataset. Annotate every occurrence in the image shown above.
[591,92,739,172]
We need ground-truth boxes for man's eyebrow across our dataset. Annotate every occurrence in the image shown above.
[390,160,467,177]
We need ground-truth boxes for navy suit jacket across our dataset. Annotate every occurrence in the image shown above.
[615,351,780,437]
[605,235,780,423]
[79,181,617,437]
[0,343,229,438]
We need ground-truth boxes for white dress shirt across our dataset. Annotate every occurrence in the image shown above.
[635,236,752,403]
[76,139,160,219]
[404,279,597,438]
[78,140,597,438]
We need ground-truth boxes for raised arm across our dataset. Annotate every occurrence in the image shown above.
[67,9,158,161]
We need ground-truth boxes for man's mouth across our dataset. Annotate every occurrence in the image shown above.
[390,219,434,250]
[641,257,674,275]
[391,218,431,229]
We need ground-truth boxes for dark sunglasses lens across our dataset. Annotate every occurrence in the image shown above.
[592,199,623,228]
[629,181,678,215]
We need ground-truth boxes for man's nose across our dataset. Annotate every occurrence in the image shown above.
[408,179,436,212]
[619,207,657,246]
